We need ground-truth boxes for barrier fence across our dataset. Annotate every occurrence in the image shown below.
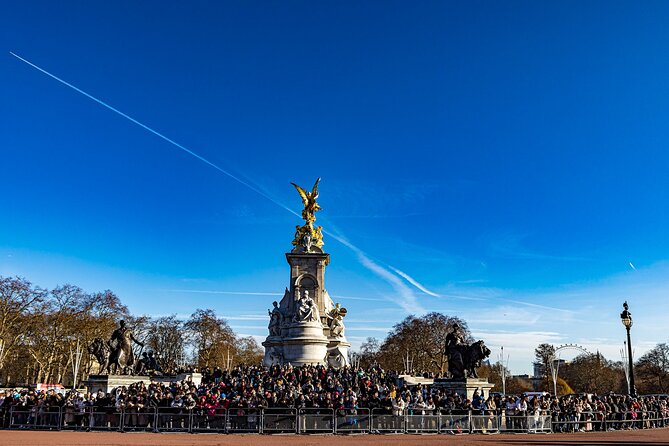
[4,406,669,434]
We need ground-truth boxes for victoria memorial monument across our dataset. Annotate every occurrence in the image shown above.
[262,178,350,368]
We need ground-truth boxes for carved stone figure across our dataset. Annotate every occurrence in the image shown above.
[268,301,283,337]
[326,347,347,368]
[87,338,110,374]
[266,346,284,365]
[326,303,347,338]
[293,290,320,322]
[108,320,144,375]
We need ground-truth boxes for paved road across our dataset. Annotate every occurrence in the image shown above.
[3,429,669,446]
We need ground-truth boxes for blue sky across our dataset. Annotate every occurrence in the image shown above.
[2,1,669,374]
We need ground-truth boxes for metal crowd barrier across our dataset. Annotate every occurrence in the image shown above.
[470,413,500,434]
[370,408,405,433]
[299,408,334,433]
[439,411,471,434]
[336,408,370,434]
[406,410,440,434]
[191,410,227,433]
[229,408,262,433]
[122,407,155,431]
[3,406,669,435]
[262,408,297,433]
[155,408,190,433]
[87,407,123,431]
[9,408,37,430]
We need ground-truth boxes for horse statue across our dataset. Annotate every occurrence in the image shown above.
[87,338,110,374]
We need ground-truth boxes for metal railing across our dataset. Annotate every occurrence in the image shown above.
[299,408,334,433]
[3,405,669,435]
[191,410,227,433]
[335,408,370,434]
[406,410,440,434]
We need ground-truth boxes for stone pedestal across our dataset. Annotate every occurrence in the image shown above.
[264,321,329,366]
[262,248,350,368]
[176,372,202,386]
[433,378,495,400]
[85,372,203,394]
[85,374,151,394]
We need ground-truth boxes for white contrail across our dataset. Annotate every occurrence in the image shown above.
[326,231,425,314]
[629,262,637,271]
[10,51,429,313]
[9,51,299,219]
[389,265,441,297]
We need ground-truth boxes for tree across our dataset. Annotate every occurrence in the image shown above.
[555,377,575,396]
[0,277,45,382]
[24,284,94,384]
[534,343,556,381]
[184,309,236,368]
[376,312,470,375]
[358,337,380,369]
[146,315,185,373]
[477,361,511,392]
[636,343,669,394]
[505,376,533,394]
[560,353,625,394]
[234,336,264,366]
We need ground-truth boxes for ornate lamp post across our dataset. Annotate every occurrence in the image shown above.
[620,301,636,397]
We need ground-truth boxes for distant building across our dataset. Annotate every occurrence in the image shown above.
[533,359,566,379]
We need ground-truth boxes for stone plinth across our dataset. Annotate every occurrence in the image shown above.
[263,321,329,366]
[85,374,150,394]
[175,372,202,386]
[85,372,203,394]
[263,245,352,368]
[432,378,494,400]
[398,375,435,387]
[284,252,331,317]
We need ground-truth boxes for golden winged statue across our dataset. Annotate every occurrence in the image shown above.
[291,178,322,224]
[291,178,324,250]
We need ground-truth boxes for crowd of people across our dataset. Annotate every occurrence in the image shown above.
[1,364,667,433]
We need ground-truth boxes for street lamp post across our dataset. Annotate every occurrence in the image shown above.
[620,301,636,397]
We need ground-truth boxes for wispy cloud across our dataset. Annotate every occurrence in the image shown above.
[505,300,576,314]
[224,315,268,321]
[330,295,386,302]
[227,324,266,331]
[486,233,588,261]
[164,289,282,296]
[324,229,426,314]
[345,327,392,332]
[164,289,386,302]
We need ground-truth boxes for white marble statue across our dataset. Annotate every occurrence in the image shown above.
[293,290,320,323]
[326,303,346,337]
[268,301,282,337]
